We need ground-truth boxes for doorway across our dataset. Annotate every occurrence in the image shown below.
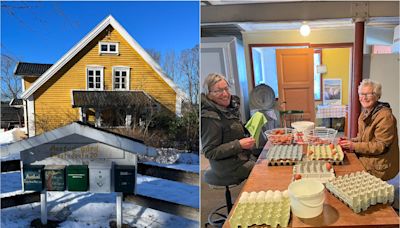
[250,43,353,134]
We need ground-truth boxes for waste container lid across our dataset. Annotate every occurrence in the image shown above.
[249,84,276,111]
[44,165,66,170]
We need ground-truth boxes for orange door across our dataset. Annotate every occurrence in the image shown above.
[276,48,315,122]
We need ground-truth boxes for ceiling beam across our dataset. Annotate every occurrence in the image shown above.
[201,1,399,24]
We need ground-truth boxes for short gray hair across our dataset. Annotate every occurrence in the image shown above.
[358,79,382,99]
[202,73,229,95]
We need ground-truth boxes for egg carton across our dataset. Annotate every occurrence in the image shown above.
[326,171,395,213]
[267,145,303,166]
[293,160,335,183]
[306,144,344,165]
[230,190,290,228]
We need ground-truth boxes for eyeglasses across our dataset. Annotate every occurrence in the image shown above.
[210,87,230,95]
[358,92,375,98]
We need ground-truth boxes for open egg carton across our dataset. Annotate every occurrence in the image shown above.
[267,145,303,166]
[293,160,335,183]
[230,190,290,228]
[306,144,344,165]
[326,171,395,213]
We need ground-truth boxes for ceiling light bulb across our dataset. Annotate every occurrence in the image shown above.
[300,24,311,36]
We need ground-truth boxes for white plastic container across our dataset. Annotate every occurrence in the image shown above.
[291,121,315,132]
[288,179,325,218]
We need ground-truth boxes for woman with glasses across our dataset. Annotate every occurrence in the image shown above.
[339,79,399,181]
[201,73,256,182]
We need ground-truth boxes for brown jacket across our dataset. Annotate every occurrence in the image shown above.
[352,102,399,180]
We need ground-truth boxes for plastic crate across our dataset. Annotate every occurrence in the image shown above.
[305,127,337,145]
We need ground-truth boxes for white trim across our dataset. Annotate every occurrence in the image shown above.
[86,66,104,91]
[175,96,182,116]
[23,99,28,133]
[21,78,25,92]
[3,122,158,160]
[112,66,130,91]
[20,15,188,115]
[27,95,35,137]
[99,41,119,55]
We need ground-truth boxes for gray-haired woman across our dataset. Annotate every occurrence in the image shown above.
[340,79,399,181]
[201,73,256,182]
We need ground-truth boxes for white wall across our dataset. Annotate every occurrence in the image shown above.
[369,54,400,146]
[242,28,355,94]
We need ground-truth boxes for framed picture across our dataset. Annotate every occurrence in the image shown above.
[323,79,342,105]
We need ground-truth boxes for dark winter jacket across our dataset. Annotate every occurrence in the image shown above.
[353,102,399,180]
[201,94,255,182]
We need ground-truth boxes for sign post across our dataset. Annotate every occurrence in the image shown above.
[116,192,123,228]
[41,190,47,225]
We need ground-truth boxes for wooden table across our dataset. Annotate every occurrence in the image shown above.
[223,148,399,228]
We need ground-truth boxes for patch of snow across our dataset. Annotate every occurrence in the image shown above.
[1,192,198,228]
[0,128,26,145]
[136,174,199,208]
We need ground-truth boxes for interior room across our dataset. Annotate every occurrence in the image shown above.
[200,1,399,227]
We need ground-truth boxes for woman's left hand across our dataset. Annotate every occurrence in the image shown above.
[339,139,353,151]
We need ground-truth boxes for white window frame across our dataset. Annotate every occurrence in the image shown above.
[99,42,119,54]
[86,66,104,91]
[112,66,130,91]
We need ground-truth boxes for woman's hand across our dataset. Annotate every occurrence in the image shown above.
[239,137,255,150]
[339,139,354,151]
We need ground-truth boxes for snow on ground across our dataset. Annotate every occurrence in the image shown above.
[0,129,199,227]
[1,191,198,228]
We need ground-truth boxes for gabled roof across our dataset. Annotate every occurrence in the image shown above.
[2,122,157,163]
[21,15,187,100]
[14,62,52,77]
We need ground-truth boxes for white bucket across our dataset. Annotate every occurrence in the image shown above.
[291,121,315,132]
[288,179,325,218]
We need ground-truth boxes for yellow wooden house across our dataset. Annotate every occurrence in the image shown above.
[16,15,186,137]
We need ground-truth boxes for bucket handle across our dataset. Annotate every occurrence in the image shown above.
[297,196,325,208]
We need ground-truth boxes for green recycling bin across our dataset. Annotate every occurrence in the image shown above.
[114,165,135,193]
[23,164,44,191]
[67,165,88,191]
[45,165,66,191]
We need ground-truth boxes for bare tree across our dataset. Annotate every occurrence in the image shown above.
[162,50,178,80]
[1,54,21,101]
[146,48,161,65]
[178,45,199,105]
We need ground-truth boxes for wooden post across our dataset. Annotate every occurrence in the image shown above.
[116,192,123,228]
[350,19,364,138]
[40,190,47,225]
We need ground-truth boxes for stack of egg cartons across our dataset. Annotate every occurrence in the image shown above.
[230,190,290,228]
[267,145,303,165]
[326,171,395,213]
[293,160,335,183]
[307,144,344,164]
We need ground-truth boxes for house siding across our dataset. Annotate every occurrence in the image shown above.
[32,25,176,134]
[23,77,39,91]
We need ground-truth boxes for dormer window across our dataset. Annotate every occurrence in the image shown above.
[99,42,119,54]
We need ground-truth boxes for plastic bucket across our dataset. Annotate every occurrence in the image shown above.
[288,179,325,218]
[291,121,315,132]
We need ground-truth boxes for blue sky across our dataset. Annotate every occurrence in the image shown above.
[1,1,199,64]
